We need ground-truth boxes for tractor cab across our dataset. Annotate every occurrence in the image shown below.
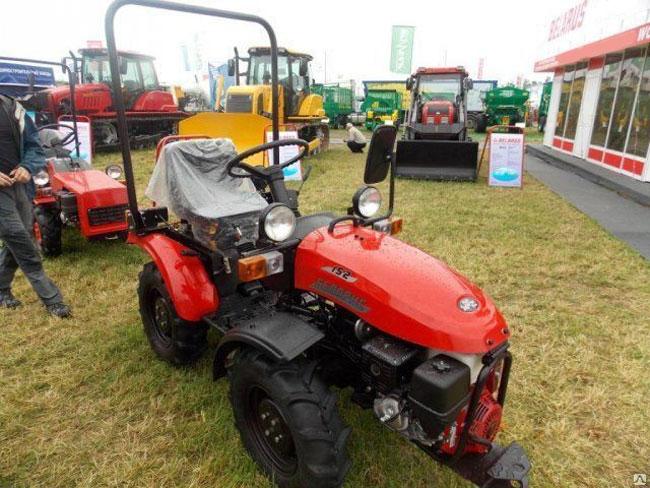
[406,67,471,140]
[226,47,314,120]
[77,48,172,111]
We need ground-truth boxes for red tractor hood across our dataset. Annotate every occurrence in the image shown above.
[294,224,509,354]
[52,169,127,204]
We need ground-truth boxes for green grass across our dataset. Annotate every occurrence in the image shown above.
[1,139,649,487]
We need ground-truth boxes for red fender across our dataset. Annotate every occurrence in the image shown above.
[128,232,219,322]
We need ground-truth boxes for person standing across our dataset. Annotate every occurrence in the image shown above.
[0,94,71,317]
[344,122,367,153]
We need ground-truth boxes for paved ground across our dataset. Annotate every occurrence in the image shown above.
[526,153,650,259]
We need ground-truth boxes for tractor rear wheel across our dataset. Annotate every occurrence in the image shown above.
[138,262,207,365]
[34,205,62,257]
[229,349,350,488]
[476,115,488,133]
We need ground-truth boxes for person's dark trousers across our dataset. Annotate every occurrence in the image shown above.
[0,183,63,305]
[347,141,366,153]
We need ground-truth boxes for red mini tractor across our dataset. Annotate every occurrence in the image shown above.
[107,2,531,487]
[29,48,187,151]
[5,56,131,256]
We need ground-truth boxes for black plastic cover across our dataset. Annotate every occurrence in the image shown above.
[408,354,471,437]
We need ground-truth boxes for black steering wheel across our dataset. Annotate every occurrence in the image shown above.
[37,123,77,148]
[226,138,309,179]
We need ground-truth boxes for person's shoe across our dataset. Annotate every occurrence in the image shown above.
[0,290,21,309]
[46,302,72,318]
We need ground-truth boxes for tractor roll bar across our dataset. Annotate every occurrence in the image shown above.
[0,56,80,158]
[105,0,281,230]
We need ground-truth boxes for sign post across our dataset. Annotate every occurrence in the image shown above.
[265,130,303,182]
[479,126,525,188]
[390,26,415,75]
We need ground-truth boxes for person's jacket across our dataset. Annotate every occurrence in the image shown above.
[0,94,47,196]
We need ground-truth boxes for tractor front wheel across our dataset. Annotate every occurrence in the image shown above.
[138,262,207,365]
[229,349,350,488]
[34,205,62,257]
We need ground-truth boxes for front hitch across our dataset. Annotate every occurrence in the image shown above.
[436,441,531,488]
[421,346,531,487]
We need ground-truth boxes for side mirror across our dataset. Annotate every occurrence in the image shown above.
[406,77,413,91]
[119,57,128,75]
[299,59,308,77]
[364,125,397,184]
[465,78,474,91]
[227,58,235,77]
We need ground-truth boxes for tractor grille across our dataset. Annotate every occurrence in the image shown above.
[226,94,253,113]
[88,204,128,227]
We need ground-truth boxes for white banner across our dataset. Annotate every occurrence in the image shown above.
[488,133,524,188]
[58,120,92,165]
[265,131,302,181]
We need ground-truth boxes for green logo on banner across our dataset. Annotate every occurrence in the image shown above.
[390,25,415,74]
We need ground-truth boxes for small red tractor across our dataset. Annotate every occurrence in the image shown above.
[107,1,531,487]
[8,56,130,256]
[29,47,187,151]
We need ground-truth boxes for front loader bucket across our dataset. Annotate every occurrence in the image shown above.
[179,112,270,165]
[395,140,479,181]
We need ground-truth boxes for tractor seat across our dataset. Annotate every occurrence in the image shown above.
[145,138,268,249]
[293,213,335,240]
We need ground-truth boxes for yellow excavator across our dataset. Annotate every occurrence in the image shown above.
[180,47,328,165]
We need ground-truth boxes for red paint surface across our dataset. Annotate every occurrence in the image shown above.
[553,137,562,148]
[128,232,219,322]
[422,100,455,125]
[622,157,645,176]
[561,140,574,151]
[295,224,509,354]
[536,22,650,71]
[587,147,604,161]
[588,57,605,70]
[603,152,622,168]
[132,90,178,112]
[51,170,128,237]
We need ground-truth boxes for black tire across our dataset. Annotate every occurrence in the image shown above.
[467,114,477,130]
[138,262,207,365]
[475,114,488,133]
[34,205,62,257]
[229,349,351,488]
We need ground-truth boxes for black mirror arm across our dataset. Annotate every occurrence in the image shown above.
[363,153,395,227]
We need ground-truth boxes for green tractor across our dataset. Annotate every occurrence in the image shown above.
[312,83,354,128]
[476,86,530,132]
[362,89,402,131]
[537,82,552,132]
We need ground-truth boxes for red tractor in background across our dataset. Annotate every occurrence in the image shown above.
[396,67,479,181]
[30,48,187,151]
[1,56,130,256]
[106,2,531,488]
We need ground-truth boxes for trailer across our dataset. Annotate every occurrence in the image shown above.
[361,89,402,131]
[537,82,552,132]
[362,80,410,120]
[466,79,497,130]
[312,83,354,128]
[476,86,530,132]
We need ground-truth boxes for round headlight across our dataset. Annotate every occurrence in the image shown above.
[260,204,296,242]
[33,170,49,187]
[105,164,123,180]
[353,186,382,218]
